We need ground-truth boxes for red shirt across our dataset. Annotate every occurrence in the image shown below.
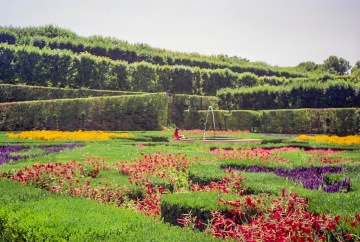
[174,130,180,139]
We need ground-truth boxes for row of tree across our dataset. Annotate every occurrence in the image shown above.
[296,57,358,76]
[1,43,293,95]
[217,79,360,110]
[0,25,305,78]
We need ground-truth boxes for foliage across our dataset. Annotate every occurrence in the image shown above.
[0,84,143,103]
[169,94,219,129]
[217,79,360,110]
[0,43,272,95]
[0,25,305,80]
[184,108,360,135]
[0,93,168,131]
[238,72,258,87]
[323,55,351,75]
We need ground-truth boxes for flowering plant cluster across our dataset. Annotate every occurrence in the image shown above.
[6,130,134,141]
[228,165,350,193]
[190,170,245,195]
[211,147,293,164]
[182,189,356,241]
[2,158,128,207]
[118,152,196,188]
[162,129,249,137]
[0,143,84,165]
[212,147,354,165]
[296,134,360,145]
[306,149,354,165]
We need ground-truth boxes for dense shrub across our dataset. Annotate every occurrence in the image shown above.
[217,80,360,110]
[170,94,218,128]
[184,108,360,135]
[0,43,263,95]
[0,25,305,79]
[0,93,168,131]
[0,84,143,102]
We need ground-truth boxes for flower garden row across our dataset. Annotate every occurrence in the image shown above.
[0,142,84,165]
[1,131,360,241]
[6,130,134,141]
[4,130,360,145]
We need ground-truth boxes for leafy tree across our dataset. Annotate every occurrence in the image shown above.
[172,66,193,94]
[323,56,351,75]
[15,46,46,85]
[108,61,129,90]
[0,27,16,44]
[296,61,319,72]
[73,53,97,88]
[156,65,172,92]
[0,44,16,83]
[129,61,157,92]
[351,60,360,73]
[41,48,74,87]
[238,72,258,87]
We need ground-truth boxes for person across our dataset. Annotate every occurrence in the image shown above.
[173,127,185,140]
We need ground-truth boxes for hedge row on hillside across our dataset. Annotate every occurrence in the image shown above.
[0,84,143,102]
[217,80,360,110]
[0,26,304,78]
[184,108,360,135]
[0,43,272,95]
[0,93,167,131]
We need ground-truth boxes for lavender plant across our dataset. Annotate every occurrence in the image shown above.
[227,165,350,193]
[0,143,85,165]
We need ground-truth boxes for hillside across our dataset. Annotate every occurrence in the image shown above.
[0,25,359,99]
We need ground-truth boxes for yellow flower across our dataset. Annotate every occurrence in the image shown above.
[6,130,134,141]
[295,134,360,145]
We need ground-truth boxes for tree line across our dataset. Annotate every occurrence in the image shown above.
[0,25,305,79]
[0,43,278,95]
[217,79,360,110]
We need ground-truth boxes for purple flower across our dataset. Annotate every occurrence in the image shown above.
[0,142,85,165]
[227,165,350,193]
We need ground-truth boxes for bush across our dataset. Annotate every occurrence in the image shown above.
[0,180,217,241]
[0,93,168,131]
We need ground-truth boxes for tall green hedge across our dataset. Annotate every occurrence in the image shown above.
[0,43,235,95]
[0,25,305,79]
[217,80,360,110]
[184,108,360,135]
[169,94,219,129]
[0,93,168,131]
[0,43,306,96]
[0,84,143,102]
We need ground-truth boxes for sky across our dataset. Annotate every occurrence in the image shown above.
[1,0,359,67]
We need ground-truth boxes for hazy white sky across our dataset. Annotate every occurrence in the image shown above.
[1,0,359,67]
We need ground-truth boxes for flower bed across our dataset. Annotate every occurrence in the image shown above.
[6,130,134,141]
[296,134,360,145]
[227,165,350,193]
[0,143,84,165]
